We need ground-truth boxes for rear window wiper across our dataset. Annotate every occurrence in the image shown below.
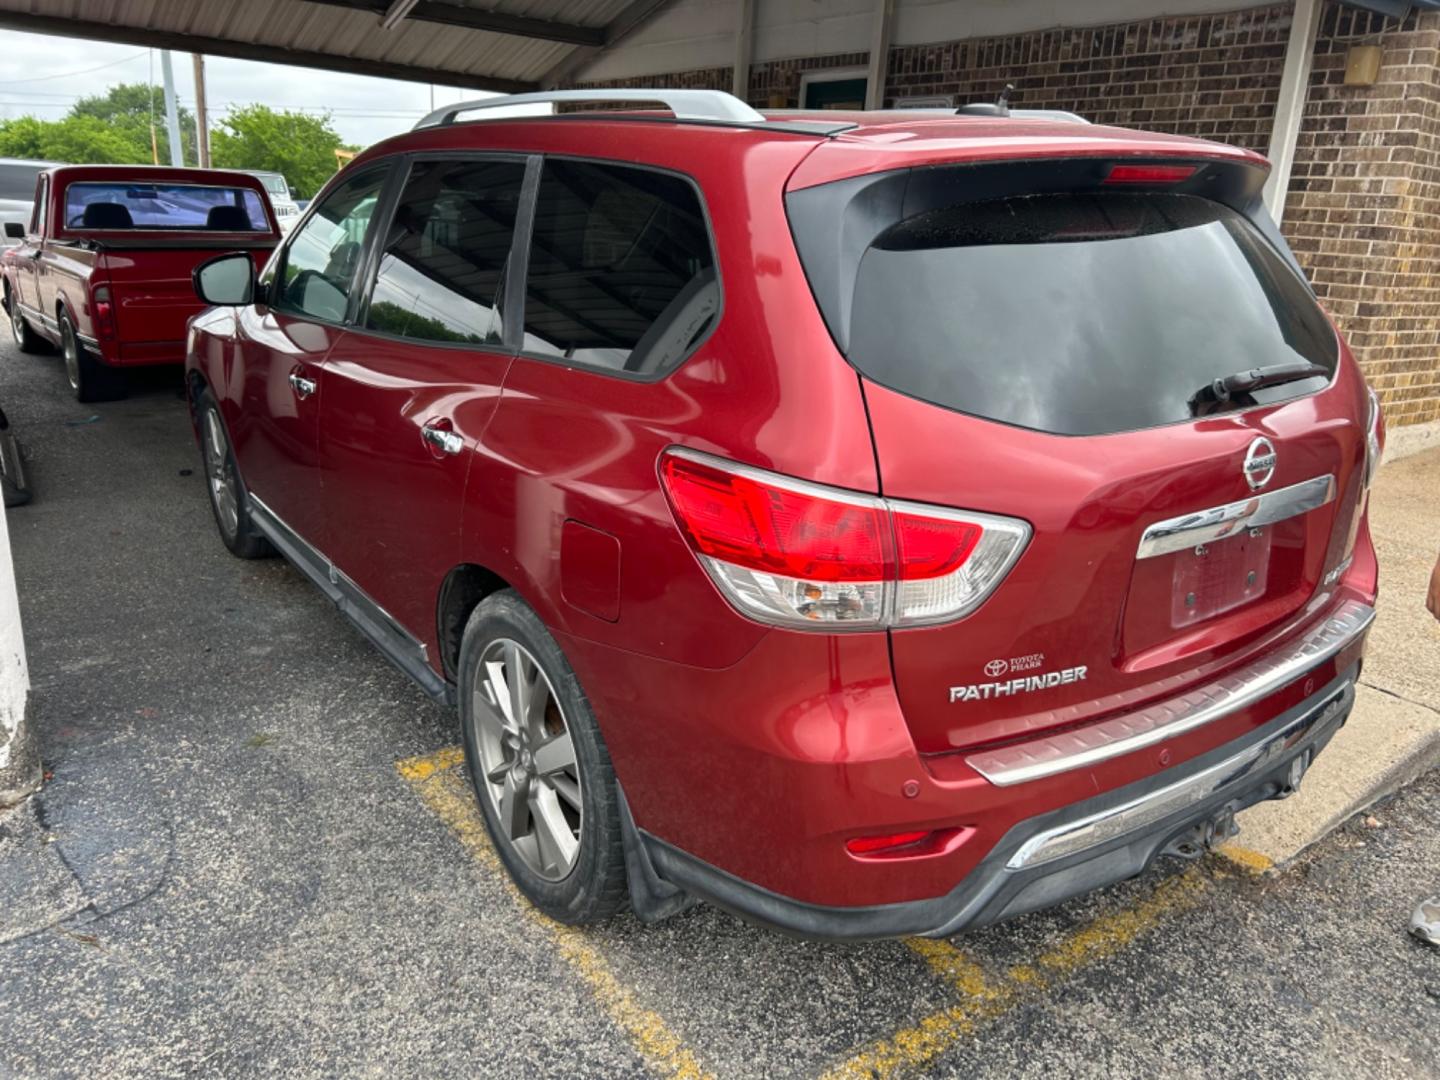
[1189,361,1330,414]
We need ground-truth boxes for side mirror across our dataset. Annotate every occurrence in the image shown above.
[3,222,24,240]
[193,252,255,306]
[288,185,299,200]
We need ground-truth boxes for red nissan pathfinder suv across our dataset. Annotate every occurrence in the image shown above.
[185,91,1381,939]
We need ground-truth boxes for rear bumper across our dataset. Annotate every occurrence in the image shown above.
[638,667,1357,940]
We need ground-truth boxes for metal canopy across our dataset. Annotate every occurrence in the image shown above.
[0,0,679,94]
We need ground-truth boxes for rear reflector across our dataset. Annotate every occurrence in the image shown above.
[845,830,931,855]
[1102,163,1197,185]
[660,448,1030,630]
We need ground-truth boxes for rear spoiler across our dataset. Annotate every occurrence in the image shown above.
[785,155,1300,355]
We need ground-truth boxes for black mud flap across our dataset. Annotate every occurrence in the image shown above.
[617,787,697,923]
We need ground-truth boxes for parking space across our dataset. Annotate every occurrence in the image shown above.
[1,343,1437,1079]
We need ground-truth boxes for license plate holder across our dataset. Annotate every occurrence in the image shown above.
[1171,528,1272,627]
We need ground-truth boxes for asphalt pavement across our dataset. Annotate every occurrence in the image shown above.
[0,338,1437,1080]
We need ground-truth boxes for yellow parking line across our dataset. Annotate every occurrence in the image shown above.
[821,941,1016,1080]
[1007,866,1207,988]
[397,747,714,1080]
[823,866,1211,1080]
[1215,842,1274,875]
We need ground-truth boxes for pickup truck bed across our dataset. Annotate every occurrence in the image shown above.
[2,164,281,402]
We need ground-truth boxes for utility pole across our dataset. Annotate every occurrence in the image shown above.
[192,53,210,168]
[160,49,184,167]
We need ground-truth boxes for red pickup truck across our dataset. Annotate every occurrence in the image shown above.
[2,165,281,401]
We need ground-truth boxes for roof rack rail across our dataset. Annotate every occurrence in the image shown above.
[414,89,766,130]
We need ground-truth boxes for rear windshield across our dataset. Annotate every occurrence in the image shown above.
[837,191,1336,435]
[0,163,43,202]
[63,182,270,232]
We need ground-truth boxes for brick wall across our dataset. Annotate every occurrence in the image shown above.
[1285,6,1440,428]
[574,2,1440,427]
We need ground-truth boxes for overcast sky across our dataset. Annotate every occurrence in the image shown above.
[0,28,495,147]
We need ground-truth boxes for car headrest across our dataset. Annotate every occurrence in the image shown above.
[81,202,134,229]
[206,205,252,231]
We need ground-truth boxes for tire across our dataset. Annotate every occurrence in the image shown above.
[459,590,628,924]
[196,390,273,559]
[6,287,45,355]
[60,312,125,403]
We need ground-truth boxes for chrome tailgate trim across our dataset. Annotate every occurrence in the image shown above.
[1136,474,1336,560]
[965,599,1375,787]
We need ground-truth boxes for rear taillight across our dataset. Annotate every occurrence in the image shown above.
[91,285,115,339]
[659,449,1030,630]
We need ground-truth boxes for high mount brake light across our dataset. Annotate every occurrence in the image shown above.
[1103,163,1197,185]
[659,449,1031,630]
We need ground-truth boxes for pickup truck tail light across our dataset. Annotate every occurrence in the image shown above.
[91,285,116,339]
[659,448,1030,630]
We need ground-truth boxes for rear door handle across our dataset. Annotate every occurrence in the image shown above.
[421,422,463,456]
[288,372,317,399]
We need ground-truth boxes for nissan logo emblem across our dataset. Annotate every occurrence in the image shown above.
[1243,437,1277,491]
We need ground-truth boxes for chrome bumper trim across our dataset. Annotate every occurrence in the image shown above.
[1007,682,1352,869]
[1136,474,1336,560]
[966,599,1376,787]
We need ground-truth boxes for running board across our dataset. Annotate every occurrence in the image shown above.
[248,494,454,705]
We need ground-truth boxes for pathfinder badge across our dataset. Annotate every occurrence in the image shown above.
[949,666,1088,703]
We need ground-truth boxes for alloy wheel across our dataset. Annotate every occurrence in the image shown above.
[62,323,80,391]
[9,299,23,347]
[470,638,583,881]
[201,410,240,540]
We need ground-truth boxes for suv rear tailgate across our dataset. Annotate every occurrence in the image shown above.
[784,152,1372,755]
[863,372,1368,754]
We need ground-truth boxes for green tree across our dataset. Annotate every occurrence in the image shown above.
[0,82,198,166]
[211,105,344,199]
[71,83,196,165]
[0,114,141,165]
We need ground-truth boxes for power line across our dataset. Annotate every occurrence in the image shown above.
[5,50,148,84]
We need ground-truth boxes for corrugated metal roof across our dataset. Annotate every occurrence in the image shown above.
[0,0,647,89]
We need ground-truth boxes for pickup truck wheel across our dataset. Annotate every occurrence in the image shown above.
[60,313,125,403]
[197,392,273,559]
[7,290,44,355]
[459,591,628,924]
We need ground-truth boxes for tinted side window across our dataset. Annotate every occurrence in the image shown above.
[275,168,386,323]
[521,160,717,375]
[364,158,526,346]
